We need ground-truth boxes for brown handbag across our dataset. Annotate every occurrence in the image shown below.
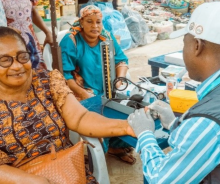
[13,139,94,184]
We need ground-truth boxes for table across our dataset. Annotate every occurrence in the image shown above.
[148,51,182,77]
[81,95,170,184]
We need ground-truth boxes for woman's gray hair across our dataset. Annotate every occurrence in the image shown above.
[0,26,27,50]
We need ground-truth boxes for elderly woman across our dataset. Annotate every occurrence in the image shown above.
[0,27,135,183]
[60,5,135,164]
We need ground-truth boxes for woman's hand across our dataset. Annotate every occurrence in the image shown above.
[115,80,123,89]
[44,31,53,46]
[126,124,136,137]
[80,91,94,100]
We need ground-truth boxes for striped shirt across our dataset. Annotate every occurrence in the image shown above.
[136,70,220,184]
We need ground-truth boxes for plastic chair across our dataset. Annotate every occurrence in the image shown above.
[43,30,110,184]
[43,30,68,71]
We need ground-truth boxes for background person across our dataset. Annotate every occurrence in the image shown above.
[2,0,53,68]
[60,5,135,165]
[0,26,135,184]
[128,3,220,183]
[60,5,128,101]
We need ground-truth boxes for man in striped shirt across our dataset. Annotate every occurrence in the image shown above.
[128,3,220,184]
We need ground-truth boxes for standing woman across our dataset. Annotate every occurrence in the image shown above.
[2,0,53,68]
[60,5,136,165]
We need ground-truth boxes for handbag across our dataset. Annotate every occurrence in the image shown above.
[13,139,94,184]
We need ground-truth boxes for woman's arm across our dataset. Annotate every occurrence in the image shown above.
[116,64,128,78]
[61,94,135,138]
[67,79,93,100]
[60,34,89,99]
[32,6,53,45]
[0,165,53,184]
[115,64,128,88]
[49,69,135,137]
[110,34,129,87]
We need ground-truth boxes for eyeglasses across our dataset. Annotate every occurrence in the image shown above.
[0,51,31,68]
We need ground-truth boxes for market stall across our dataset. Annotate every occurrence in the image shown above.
[34,0,208,72]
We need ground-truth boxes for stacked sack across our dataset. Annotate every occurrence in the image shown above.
[189,0,204,13]
[121,5,149,48]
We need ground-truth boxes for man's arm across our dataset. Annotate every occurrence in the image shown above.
[137,117,220,183]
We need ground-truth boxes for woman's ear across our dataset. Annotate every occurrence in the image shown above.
[79,19,83,28]
[195,38,205,56]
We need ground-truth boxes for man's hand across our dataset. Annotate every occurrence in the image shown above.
[148,100,175,130]
[127,108,155,137]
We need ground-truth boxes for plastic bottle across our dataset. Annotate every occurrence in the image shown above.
[166,74,177,103]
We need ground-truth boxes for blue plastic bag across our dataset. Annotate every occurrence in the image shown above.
[121,6,149,48]
[101,6,132,50]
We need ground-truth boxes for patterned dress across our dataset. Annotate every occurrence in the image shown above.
[2,0,42,68]
[0,0,6,26]
[0,69,98,184]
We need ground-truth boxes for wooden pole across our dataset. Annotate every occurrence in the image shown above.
[49,0,63,74]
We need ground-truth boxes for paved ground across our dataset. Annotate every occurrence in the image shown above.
[106,36,184,184]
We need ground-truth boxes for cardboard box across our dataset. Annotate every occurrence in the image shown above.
[61,5,76,16]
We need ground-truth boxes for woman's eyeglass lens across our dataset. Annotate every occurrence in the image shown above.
[0,52,30,68]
